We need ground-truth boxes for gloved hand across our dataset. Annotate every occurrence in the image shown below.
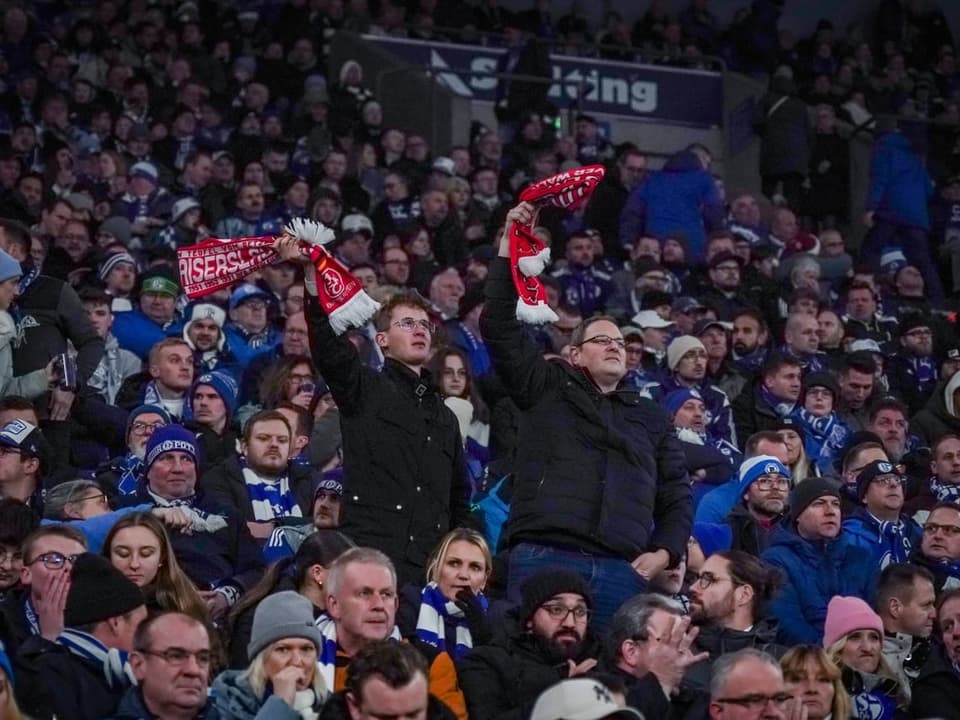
[455,589,491,645]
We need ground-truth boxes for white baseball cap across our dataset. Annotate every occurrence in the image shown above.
[530,680,644,720]
[631,310,674,329]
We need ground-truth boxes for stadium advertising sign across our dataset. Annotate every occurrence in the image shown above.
[365,36,723,128]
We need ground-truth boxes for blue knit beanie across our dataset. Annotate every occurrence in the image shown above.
[664,388,702,418]
[144,424,198,474]
[191,371,238,418]
[737,455,791,497]
[125,404,173,439]
[0,248,22,283]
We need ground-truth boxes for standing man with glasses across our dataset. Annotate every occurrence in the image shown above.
[459,568,601,720]
[708,648,792,720]
[278,236,470,588]
[479,202,691,632]
[114,611,217,720]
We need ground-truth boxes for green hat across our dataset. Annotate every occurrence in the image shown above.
[141,273,180,297]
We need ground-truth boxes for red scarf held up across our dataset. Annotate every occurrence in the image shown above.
[509,164,606,324]
[176,219,380,335]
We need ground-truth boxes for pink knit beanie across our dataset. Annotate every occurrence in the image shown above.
[822,595,884,648]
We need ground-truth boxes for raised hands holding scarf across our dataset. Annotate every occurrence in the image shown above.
[177,218,380,335]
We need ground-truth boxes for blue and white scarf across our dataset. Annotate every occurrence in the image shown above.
[797,409,849,467]
[864,514,913,568]
[415,582,487,660]
[907,355,938,390]
[142,381,184,420]
[930,476,960,504]
[759,384,797,419]
[241,464,303,521]
[56,628,135,691]
[116,452,144,495]
[315,613,402,691]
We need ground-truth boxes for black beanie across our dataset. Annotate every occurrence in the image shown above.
[65,554,144,628]
[519,568,592,624]
[786,478,842,527]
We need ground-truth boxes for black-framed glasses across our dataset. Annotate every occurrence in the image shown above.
[578,335,626,349]
[392,318,435,333]
[28,552,80,569]
[76,492,109,507]
[693,571,734,589]
[137,648,212,667]
[870,475,905,488]
[130,421,165,434]
[714,693,793,710]
[540,604,590,622]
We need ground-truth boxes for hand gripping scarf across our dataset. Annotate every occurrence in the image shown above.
[510,164,605,323]
[177,218,380,335]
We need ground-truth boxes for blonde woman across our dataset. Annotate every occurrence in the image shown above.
[397,528,494,659]
[781,645,851,720]
[212,591,328,719]
[823,596,908,719]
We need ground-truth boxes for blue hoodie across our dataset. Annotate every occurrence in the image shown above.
[618,149,724,257]
[866,131,933,230]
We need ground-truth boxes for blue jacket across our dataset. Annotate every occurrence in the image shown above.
[618,150,724,258]
[695,479,740,524]
[113,309,179,361]
[842,512,923,571]
[223,323,280,370]
[762,526,876,645]
[40,505,154,553]
[640,376,736,446]
[866,132,933,230]
[109,685,219,719]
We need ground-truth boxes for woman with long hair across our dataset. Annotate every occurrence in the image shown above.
[781,645,851,720]
[775,420,818,483]
[396,528,493,659]
[237,355,320,427]
[212,591,329,719]
[427,348,489,494]
[101,512,208,622]
[227,530,354,668]
[824,596,909,719]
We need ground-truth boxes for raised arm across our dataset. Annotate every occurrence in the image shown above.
[479,203,558,411]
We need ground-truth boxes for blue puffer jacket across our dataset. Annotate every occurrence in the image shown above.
[113,309,179,360]
[618,149,724,258]
[842,512,923,571]
[761,526,876,645]
[866,132,933,230]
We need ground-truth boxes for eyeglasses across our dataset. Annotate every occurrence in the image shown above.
[540,604,590,622]
[137,648,212,667]
[0,549,22,565]
[241,300,267,311]
[578,335,626,349]
[754,476,789,490]
[870,475,904,488]
[28,552,80,569]
[392,318,435,333]
[76,492,108,506]
[714,693,793,710]
[905,328,932,338]
[923,522,960,536]
[131,421,165,434]
[693,572,734,589]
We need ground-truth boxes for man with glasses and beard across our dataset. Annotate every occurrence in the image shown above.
[459,569,600,720]
[725,456,791,557]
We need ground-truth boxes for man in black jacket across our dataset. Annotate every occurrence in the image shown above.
[458,569,600,720]
[910,588,960,718]
[277,236,470,587]
[725,456,791,557]
[480,202,691,632]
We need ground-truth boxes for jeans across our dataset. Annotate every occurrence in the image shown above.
[507,542,647,634]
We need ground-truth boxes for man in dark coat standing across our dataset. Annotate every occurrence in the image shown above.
[481,202,691,632]
[277,238,471,587]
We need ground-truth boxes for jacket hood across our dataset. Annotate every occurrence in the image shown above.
[662,149,704,173]
[694,617,780,656]
[943,372,960,417]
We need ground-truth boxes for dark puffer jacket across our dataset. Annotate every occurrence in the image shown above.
[684,618,785,692]
[480,258,691,564]
[305,295,471,587]
[911,373,960,447]
[457,609,601,720]
[200,454,314,523]
[910,643,960,719]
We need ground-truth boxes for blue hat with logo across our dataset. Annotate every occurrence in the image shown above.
[191,371,239,418]
[737,454,791,497]
[229,283,271,310]
[144,424,198,474]
[664,388,703,419]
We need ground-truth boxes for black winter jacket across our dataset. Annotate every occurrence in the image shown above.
[910,642,960,719]
[731,382,784,450]
[457,610,601,720]
[480,258,691,562]
[726,504,783,558]
[200,454,314,523]
[305,295,471,586]
[684,618,785,692]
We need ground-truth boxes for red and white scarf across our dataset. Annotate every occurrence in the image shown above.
[177,218,380,334]
[510,164,606,323]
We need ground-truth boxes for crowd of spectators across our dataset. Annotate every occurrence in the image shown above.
[0,1,960,720]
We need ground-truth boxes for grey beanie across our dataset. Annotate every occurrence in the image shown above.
[247,591,322,661]
[98,216,132,245]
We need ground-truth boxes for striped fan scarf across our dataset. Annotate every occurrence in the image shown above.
[241,465,303,521]
[930,476,960,504]
[415,582,487,660]
[57,628,136,691]
[315,613,401,691]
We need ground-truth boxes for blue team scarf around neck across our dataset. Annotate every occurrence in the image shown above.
[797,408,834,440]
[56,629,135,691]
[116,452,144,495]
[930,476,960,504]
[315,613,402,691]
[907,355,938,388]
[414,582,488,660]
[758,384,796,418]
[865,514,913,566]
